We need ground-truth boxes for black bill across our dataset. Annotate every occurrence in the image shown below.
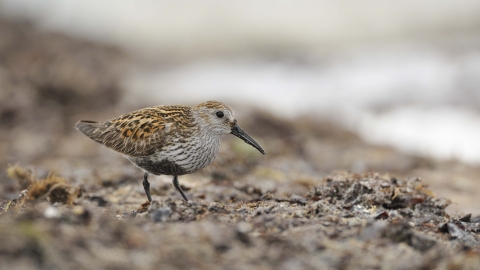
[231,123,266,155]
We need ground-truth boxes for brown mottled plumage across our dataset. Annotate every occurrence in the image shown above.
[76,101,266,202]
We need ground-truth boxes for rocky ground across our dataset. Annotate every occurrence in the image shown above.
[1,19,480,270]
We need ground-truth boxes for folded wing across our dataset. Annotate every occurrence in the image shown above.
[75,108,170,156]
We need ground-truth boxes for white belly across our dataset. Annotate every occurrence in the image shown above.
[126,139,221,176]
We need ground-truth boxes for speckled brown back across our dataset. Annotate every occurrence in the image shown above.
[75,105,196,156]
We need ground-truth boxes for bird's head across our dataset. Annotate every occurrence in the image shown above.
[194,101,266,155]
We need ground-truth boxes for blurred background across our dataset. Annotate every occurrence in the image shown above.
[1,0,480,214]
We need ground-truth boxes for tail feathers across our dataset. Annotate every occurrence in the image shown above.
[75,120,108,143]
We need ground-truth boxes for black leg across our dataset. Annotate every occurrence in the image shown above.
[143,172,152,202]
[172,175,188,201]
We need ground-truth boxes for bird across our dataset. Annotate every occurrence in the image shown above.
[75,101,266,202]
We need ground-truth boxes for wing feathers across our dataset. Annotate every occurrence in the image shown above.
[75,119,166,156]
[75,106,194,156]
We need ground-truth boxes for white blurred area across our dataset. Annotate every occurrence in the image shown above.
[2,0,480,164]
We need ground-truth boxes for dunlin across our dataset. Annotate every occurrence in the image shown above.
[76,101,266,202]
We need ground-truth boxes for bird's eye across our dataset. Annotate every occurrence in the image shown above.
[216,111,224,118]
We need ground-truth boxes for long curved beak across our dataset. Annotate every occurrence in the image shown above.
[231,123,266,155]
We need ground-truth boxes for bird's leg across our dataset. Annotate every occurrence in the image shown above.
[143,172,152,202]
[172,175,188,201]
